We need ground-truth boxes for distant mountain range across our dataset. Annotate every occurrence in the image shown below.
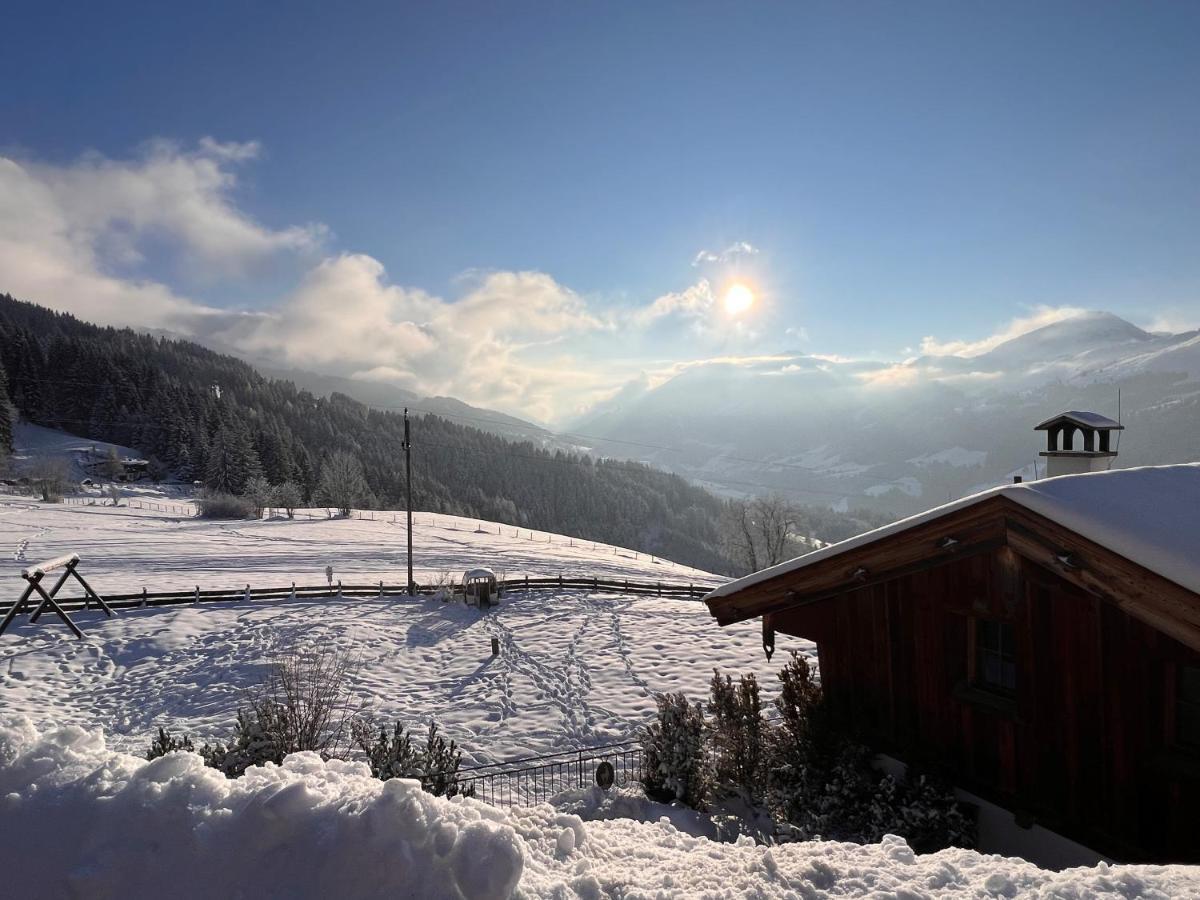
[255,365,561,446]
[567,312,1200,515]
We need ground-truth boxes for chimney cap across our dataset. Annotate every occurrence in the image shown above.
[1034,410,1123,431]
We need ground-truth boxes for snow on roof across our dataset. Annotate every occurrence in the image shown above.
[707,463,1200,602]
[1035,410,1123,430]
[464,567,496,580]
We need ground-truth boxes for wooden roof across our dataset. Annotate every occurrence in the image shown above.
[705,493,1200,654]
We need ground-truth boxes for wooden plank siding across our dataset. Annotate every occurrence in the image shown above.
[761,516,1200,863]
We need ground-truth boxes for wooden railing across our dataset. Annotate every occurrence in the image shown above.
[0,575,715,617]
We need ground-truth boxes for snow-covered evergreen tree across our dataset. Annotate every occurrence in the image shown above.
[640,692,709,808]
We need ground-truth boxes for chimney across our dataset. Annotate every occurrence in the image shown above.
[1034,411,1123,478]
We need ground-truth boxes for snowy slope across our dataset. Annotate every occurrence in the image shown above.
[0,500,807,762]
[3,720,1197,899]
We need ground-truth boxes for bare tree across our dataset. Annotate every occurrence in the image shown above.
[241,475,274,518]
[273,481,303,519]
[721,494,802,573]
[316,451,369,517]
[30,459,69,503]
[754,493,799,567]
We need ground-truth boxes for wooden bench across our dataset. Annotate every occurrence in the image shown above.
[0,554,114,639]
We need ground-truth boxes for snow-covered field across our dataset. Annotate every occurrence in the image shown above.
[0,500,806,762]
[4,720,1196,900]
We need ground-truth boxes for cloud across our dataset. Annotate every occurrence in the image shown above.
[630,279,716,327]
[691,241,759,267]
[1143,311,1200,334]
[917,305,1089,357]
[218,255,608,422]
[0,139,326,332]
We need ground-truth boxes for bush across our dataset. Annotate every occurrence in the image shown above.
[640,691,709,808]
[197,489,255,519]
[146,726,195,760]
[351,719,475,798]
[708,670,766,804]
[763,651,975,850]
[152,642,360,778]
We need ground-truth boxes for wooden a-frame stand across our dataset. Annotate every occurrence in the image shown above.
[0,554,114,639]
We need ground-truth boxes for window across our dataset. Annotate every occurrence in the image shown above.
[1179,665,1200,749]
[974,618,1016,695]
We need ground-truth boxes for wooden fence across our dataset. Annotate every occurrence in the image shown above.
[0,574,713,618]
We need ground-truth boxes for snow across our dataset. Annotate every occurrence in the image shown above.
[864,476,923,498]
[708,463,1200,601]
[3,719,1197,899]
[7,421,144,483]
[0,499,717,594]
[0,500,811,762]
[907,447,989,468]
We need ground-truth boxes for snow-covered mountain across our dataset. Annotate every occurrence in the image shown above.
[569,312,1200,514]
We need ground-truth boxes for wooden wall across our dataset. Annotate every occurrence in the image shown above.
[772,547,1200,862]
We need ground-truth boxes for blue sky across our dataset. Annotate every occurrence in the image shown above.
[3,1,1199,421]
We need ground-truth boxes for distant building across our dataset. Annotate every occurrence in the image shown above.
[706,456,1200,866]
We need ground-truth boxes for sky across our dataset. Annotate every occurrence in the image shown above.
[2,1,1199,424]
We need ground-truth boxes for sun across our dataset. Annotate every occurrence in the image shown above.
[723,282,755,316]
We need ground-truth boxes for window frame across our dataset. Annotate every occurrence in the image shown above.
[971,616,1018,697]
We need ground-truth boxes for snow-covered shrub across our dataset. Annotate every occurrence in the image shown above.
[763,651,975,851]
[162,643,360,778]
[196,489,255,519]
[201,705,286,777]
[241,475,274,518]
[145,726,194,760]
[708,669,766,804]
[416,722,474,798]
[351,719,475,798]
[352,719,423,780]
[273,480,304,518]
[640,692,709,808]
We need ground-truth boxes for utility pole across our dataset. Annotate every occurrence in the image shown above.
[403,408,414,595]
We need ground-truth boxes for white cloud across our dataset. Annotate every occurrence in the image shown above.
[219,255,608,423]
[918,306,1089,358]
[1143,311,1200,334]
[691,241,759,267]
[0,139,326,332]
[630,279,716,327]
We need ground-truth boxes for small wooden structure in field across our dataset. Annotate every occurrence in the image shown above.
[463,568,498,607]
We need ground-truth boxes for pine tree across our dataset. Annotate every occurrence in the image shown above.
[0,364,14,459]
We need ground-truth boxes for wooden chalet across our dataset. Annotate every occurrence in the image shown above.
[706,463,1200,865]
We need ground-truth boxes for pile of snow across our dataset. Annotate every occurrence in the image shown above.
[2,719,1196,899]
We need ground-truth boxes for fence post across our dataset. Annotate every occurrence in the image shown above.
[337,580,343,598]
[289,582,296,601]
[244,584,251,603]
[194,585,199,603]
[657,582,661,597]
[141,587,147,608]
[525,574,529,593]
[378,580,384,598]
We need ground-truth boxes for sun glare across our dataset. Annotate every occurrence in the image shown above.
[723,282,755,316]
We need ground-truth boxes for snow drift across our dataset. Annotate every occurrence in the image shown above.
[2,719,1197,899]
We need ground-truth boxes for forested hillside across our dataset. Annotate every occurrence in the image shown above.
[0,294,734,572]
